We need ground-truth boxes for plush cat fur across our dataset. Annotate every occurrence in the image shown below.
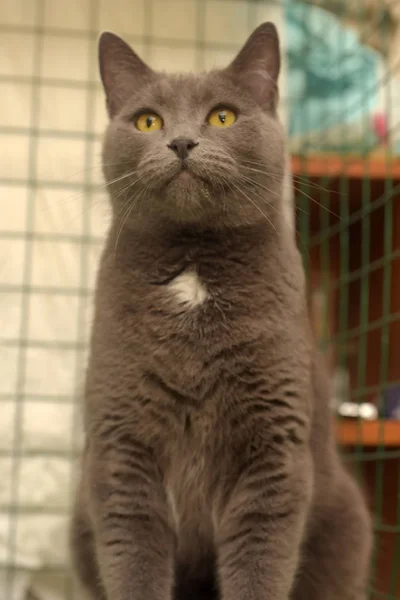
[70,23,372,600]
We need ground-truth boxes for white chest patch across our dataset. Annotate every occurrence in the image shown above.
[168,270,208,308]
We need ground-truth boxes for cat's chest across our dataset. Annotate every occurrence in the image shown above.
[137,265,268,409]
[145,249,251,314]
[166,269,209,309]
[159,265,247,316]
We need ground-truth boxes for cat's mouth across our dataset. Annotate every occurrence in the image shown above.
[166,164,205,187]
[177,162,195,176]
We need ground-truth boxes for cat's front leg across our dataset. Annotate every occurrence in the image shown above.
[87,437,174,600]
[216,442,312,600]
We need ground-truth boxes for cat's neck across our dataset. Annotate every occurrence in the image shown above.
[106,216,297,290]
[111,218,280,263]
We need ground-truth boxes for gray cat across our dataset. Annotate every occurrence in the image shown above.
[70,23,372,600]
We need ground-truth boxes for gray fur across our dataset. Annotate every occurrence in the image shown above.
[70,23,372,600]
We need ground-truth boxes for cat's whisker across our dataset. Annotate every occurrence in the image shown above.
[229,181,276,231]
[49,195,110,233]
[294,190,339,218]
[233,178,279,217]
[59,158,136,185]
[241,162,307,185]
[114,171,153,201]
[240,163,312,198]
[54,168,141,209]
[59,184,110,207]
[234,174,285,213]
[112,178,142,204]
[109,183,142,232]
[113,172,154,259]
[228,183,247,219]
[239,184,281,217]
[241,165,339,218]
[236,172,280,198]
[113,190,135,219]
[138,176,157,217]
[291,175,342,195]
[242,182,303,236]
[113,199,138,261]
[114,174,149,207]
[241,160,342,195]
[105,169,142,189]
[113,193,142,260]
[214,172,232,215]
[237,173,311,219]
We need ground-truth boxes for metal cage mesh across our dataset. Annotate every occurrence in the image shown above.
[0,1,399,599]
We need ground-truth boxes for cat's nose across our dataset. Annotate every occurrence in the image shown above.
[167,137,199,160]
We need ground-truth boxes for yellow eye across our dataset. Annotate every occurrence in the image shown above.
[207,107,237,128]
[136,112,163,132]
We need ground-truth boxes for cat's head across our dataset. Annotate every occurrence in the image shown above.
[99,23,285,229]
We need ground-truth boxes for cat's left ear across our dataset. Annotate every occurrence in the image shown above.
[227,22,280,110]
[98,31,155,118]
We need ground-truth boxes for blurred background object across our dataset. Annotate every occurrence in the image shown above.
[0,1,399,599]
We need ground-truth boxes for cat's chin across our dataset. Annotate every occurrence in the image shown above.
[163,171,213,217]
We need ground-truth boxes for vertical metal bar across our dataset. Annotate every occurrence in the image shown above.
[6,1,44,598]
[373,6,394,597]
[65,2,99,595]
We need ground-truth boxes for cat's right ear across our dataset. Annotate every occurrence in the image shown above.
[98,32,154,118]
[227,22,280,111]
